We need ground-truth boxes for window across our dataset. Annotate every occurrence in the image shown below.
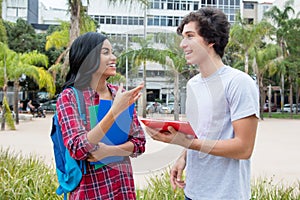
[193,2,199,10]
[207,0,216,5]
[116,16,122,24]
[154,16,159,25]
[105,17,111,24]
[175,0,180,10]
[263,5,269,12]
[187,1,191,10]
[123,17,127,25]
[148,16,154,25]
[161,16,166,26]
[246,18,254,24]
[244,2,254,9]
[138,72,143,78]
[100,16,105,24]
[224,8,229,14]
[111,16,116,24]
[154,0,160,9]
[128,17,133,25]
[167,16,173,26]
[93,15,99,24]
[175,17,180,26]
[139,18,144,25]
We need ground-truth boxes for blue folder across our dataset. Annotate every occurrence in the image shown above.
[89,100,134,168]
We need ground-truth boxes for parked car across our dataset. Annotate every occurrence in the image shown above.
[263,103,277,112]
[146,102,161,114]
[282,104,297,113]
[158,104,172,114]
[40,99,57,112]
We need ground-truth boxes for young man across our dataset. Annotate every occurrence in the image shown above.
[146,7,259,199]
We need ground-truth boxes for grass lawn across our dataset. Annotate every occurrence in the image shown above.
[262,112,300,119]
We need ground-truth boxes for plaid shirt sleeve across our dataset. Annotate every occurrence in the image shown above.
[57,88,98,160]
[108,84,146,157]
[128,109,146,157]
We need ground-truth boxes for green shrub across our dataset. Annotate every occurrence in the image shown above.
[1,148,299,200]
[136,170,184,200]
[137,171,300,200]
[251,177,300,200]
[0,148,61,200]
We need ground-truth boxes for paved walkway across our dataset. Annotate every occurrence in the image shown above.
[0,114,299,189]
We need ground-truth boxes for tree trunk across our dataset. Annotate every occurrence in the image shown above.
[13,80,19,124]
[1,91,6,130]
[296,81,299,114]
[244,50,249,74]
[141,6,147,118]
[142,60,147,118]
[69,0,81,44]
[60,0,81,80]
[268,84,272,118]
[258,74,265,120]
[289,75,293,117]
[279,37,286,112]
[173,70,179,121]
[280,73,285,112]
[1,53,7,130]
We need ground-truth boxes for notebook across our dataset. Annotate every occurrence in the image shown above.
[140,118,197,138]
[89,100,134,168]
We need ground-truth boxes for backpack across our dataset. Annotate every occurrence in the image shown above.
[50,87,86,200]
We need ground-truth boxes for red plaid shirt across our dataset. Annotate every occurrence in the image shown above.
[56,84,146,200]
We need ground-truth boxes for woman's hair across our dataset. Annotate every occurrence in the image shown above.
[63,32,107,89]
[177,7,230,58]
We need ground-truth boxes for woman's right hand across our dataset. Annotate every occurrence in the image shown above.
[111,82,144,117]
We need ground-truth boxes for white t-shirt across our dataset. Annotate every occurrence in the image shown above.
[184,66,259,200]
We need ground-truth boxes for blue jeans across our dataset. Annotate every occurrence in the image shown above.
[185,195,192,200]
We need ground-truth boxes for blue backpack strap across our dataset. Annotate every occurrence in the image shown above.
[70,87,87,174]
[71,87,87,125]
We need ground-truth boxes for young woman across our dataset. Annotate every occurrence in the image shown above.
[56,32,145,199]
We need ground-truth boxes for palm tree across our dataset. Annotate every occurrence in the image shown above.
[264,0,295,111]
[159,33,189,120]
[46,18,96,81]
[284,18,300,114]
[0,42,15,130]
[0,43,55,126]
[228,14,273,74]
[118,36,172,117]
[251,44,281,119]
[119,32,192,120]
[107,72,126,85]
[14,52,55,124]
[46,0,149,90]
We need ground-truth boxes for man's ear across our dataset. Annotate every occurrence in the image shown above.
[208,43,215,48]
